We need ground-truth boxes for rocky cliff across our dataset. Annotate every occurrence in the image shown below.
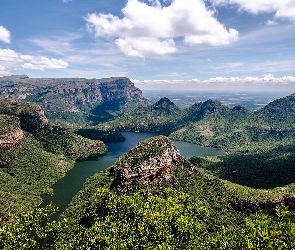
[110,136,194,194]
[0,76,143,111]
[0,101,50,149]
[0,76,146,126]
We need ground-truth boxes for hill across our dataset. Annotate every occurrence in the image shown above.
[95,93,295,189]
[50,136,295,248]
[2,99,295,248]
[0,100,108,215]
[0,76,147,127]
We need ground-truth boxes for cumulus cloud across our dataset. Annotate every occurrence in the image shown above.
[133,74,295,90]
[22,57,69,71]
[203,74,295,84]
[0,65,9,75]
[116,37,176,57]
[210,0,295,22]
[0,26,11,43]
[0,49,19,61]
[265,20,278,26]
[0,48,68,72]
[85,0,238,57]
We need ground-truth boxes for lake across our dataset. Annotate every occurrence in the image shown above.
[42,132,225,218]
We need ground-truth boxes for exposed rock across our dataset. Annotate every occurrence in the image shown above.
[110,136,194,194]
[0,129,24,149]
[18,109,49,133]
[199,128,214,137]
[0,101,50,149]
[0,76,143,112]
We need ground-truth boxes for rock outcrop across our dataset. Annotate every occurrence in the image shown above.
[0,76,143,112]
[0,101,49,149]
[0,128,24,150]
[110,136,193,194]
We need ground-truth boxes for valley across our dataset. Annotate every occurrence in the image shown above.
[1,76,295,249]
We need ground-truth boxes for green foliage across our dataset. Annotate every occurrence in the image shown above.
[2,192,295,249]
[34,127,108,160]
[0,204,59,249]
[59,188,209,249]
[0,76,147,127]
[114,135,173,169]
[102,97,184,135]
[206,206,295,249]
[0,136,72,197]
[0,115,19,134]
[76,127,125,142]
[0,100,108,215]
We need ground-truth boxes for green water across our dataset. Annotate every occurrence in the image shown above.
[42,132,225,218]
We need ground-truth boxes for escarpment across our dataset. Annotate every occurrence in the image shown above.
[0,128,24,149]
[110,136,194,194]
[0,76,144,112]
[0,102,49,148]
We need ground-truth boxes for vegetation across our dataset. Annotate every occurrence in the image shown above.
[1,191,295,249]
[0,76,147,127]
[1,84,295,249]
[0,100,107,215]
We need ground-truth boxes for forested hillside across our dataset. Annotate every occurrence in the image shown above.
[1,90,295,249]
[0,100,107,215]
[0,76,147,127]
[2,136,295,249]
[91,93,295,189]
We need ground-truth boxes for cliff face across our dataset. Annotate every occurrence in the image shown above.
[0,76,143,111]
[110,136,193,194]
[0,101,50,149]
[0,128,24,150]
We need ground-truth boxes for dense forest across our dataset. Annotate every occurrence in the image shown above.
[1,77,295,249]
[0,100,107,216]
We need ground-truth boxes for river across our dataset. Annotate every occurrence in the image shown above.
[42,132,225,218]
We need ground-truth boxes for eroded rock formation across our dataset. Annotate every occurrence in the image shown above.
[110,136,193,194]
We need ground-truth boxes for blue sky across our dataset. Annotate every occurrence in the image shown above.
[0,0,295,91]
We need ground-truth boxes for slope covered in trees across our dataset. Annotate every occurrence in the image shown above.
[1,89,295,248]
[2,136,295,249]
[0,76,147,127]
[94,93,295,189]
[0,100,108,215]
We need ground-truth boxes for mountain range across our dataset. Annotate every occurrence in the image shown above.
[1,76,295,248]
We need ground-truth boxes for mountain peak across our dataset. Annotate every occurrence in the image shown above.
[110,136,192,194]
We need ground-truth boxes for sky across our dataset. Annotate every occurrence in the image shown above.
[0,0,295,91]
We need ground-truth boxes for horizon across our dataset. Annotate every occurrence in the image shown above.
[0,0,295,92]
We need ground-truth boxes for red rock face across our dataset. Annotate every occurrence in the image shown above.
[0,129,24,149]
[55,78,142,105]
[110,136,194,194]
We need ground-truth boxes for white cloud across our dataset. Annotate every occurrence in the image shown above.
[133,74,295,90]
[21,57,68,71]
[0,49,19,61]
[265,20,278,26]
[0,65,9,75]
[210,0,295,22]
[116,37,176,57]
[86,0,238,57]
[62,0,72,3]
[0,26,11,43]
[0,48,68,72]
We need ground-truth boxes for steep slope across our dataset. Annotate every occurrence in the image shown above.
[62,136,295,241]
[0,76,146,126]
[254,93,295,128]
[98,93,295,189]
[110,135,193,194]
[96,97,184,135]
[170,94,295,189]
[2,137,295,249]
[0,100,108,215]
